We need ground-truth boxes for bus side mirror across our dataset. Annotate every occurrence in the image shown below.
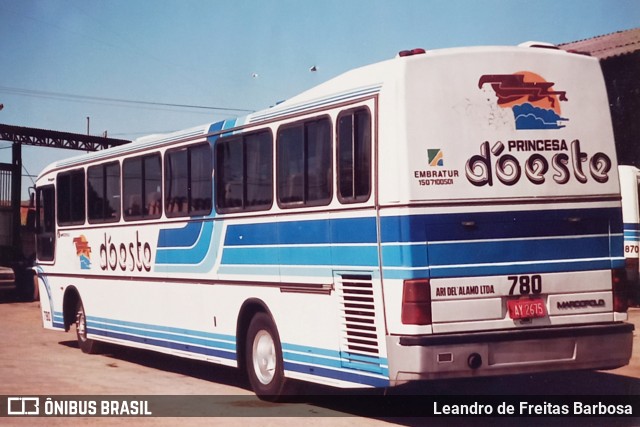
[24,188,36,232]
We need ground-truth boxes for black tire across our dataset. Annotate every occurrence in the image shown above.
[75,299,99,354]
[245,312,290,401]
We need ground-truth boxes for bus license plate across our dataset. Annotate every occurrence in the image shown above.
[508,299,546,320]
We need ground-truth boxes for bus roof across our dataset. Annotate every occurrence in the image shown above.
[37,43,581,178]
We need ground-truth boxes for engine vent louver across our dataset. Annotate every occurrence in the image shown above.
[336,274,382,373]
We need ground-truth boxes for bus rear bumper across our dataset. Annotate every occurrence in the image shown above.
[386,322,634,386]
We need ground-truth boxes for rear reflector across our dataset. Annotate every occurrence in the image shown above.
[612,268,629,313]
[401,279,432,325]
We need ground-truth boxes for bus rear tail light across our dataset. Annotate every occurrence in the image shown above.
[612,268,629,313]
[401,279,432,325]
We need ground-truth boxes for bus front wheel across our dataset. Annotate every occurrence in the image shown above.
[75,299,99,354]
[245,312,289,400]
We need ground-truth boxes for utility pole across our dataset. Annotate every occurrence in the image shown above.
[11,142,21,251]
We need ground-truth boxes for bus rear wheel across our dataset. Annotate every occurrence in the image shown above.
[76,299,98,354]
[245,312,289,401]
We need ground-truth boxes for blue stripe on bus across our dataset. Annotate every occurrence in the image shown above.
[283,343,388,367]
[90,329,236,361]
[221,245,379,267]
[88,321,236,351]
[428,235,612,265]
[284,361,389,388]
[83,315,388,386]
[221,207,619,248]
[381,257,626,280]
[282,346,389,383]
[379,207,622,243]
[219,235,621,278]
[52,311,64,329]
[624,223,640,241]
[157,221,204,248]
[151,206,622,278]
[223,217,377,246]
[88,315,235,343]
[282,349,387,374]
[207,119,226,135]
[381,244,429,267]
[156,221,213,265]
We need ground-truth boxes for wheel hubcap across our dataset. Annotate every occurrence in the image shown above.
[252,330,276,385]
[77,307,87,341]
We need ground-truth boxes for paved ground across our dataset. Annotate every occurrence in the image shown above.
[0,295,639,426]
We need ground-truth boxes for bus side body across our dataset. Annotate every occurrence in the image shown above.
[35,103,393,391]
[620,165,640,304]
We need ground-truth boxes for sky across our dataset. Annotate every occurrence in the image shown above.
[1,0,639,198]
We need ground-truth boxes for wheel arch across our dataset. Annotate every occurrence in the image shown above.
[62,286,81,332]
[236,298,275,372]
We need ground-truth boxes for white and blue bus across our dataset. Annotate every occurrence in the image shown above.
[35,43,633,399]
[620,165,640,303]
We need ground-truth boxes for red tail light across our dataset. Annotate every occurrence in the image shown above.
[612,268,629,313]
[401,279,432,325]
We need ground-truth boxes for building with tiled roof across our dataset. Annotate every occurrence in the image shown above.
[560,28,640,167]
[559,27,640,59]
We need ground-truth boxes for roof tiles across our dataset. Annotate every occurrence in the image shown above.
[559,27,640,59]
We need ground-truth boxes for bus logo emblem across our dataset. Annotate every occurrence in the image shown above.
[479,72,569,130]
[428,149,444,166]
[73,235,92,270]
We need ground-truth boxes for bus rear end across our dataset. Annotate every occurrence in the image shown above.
[379,44,633,384]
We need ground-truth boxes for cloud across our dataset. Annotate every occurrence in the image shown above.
[513,103,568,130]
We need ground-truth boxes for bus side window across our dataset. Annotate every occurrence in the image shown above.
[87,161,121,223]
[276,117,332,208]
[337,108,372,203]
[215,131,273,213]
[36,185,55,261]
[190,143,213,215]
[165,143,213,217]
[123,153,162,221]
[57,169,85,225]
[165,148,189,215]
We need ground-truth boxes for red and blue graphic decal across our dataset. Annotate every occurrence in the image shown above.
[479,72,568,130]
